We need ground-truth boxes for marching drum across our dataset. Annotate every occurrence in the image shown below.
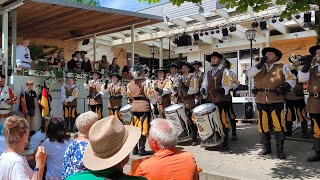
[165,104,192,143]
[120,104,132,125]
[193,103,225,147]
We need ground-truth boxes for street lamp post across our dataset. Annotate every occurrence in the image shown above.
[246,29,256,98]
[149,44,157,77]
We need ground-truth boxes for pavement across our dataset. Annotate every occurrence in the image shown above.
[126,123,320,180]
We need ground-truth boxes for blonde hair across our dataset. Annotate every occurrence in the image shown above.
[76,111,99,137]
[3,116,29,145]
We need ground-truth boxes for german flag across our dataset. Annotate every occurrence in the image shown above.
[19,85,27,117]
[40,83,49,117]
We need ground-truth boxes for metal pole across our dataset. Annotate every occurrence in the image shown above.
[2,11,9,83]
[168,37,171,61]
[131,25,135,66]
[11,9,17,75]
[93,33,96,70]
[152,45,155,77]
[159,38,163,67]
[248,40,253,97]
[266,30,270,47]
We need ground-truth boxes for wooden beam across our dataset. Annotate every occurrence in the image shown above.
[172,19,188,27]
[151,23,170,31]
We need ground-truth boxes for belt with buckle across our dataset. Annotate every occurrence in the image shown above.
[309,92,320,98]
[255,88,276,93]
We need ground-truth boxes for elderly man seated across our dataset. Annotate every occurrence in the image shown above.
[135,118,199,180]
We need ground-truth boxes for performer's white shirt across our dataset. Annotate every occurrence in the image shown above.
[247,62,296,88]
[153,78,172,97]
[16,45,32,68]
[298,63,320,83]
[101,81,121,95]
[201,64,231,95]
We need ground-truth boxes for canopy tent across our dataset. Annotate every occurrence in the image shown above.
[1,0,162,40]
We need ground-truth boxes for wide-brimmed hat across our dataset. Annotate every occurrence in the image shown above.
[91,71,102,78]
[155,67,167,73]
[109,72,122,80]
[309,45,320,56]
[262,47,282,61]
[181,62,194,73]
[26,80,34,85]
[83,115,141,170]
[80,50,88,54]
[206,52,223,62]
[191,61,203,67]
[167,63,179,69]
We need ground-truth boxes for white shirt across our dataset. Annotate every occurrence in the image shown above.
[298,63,320,83]
[42,139,71,180]
[16,45,32,68]
[29,131,46,153]
[0,135,6,154]
[0,151,33,180]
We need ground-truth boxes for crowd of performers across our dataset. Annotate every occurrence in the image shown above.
[0,45,319,162]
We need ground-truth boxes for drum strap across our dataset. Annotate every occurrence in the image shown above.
[177,111,189,134]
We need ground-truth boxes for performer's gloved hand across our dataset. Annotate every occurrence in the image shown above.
[200,88,206,96]
[86,75,90,84]
[291,69,298,76]
[93,94,102,100]
[215,88,225,95]
[104,80,109,89]
[87,95,92,98]
[301,55,313,73]
[155,87,163,95]
[276,82,291,95]
[255,56,268,70]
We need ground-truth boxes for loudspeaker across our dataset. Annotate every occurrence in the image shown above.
[82,39,90,45]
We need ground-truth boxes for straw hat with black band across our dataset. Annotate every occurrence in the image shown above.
[262,47,283,61]
[181,62,195,73]
[206,52,223,62]
[83,115,141,170]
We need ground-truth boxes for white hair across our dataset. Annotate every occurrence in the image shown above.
[76,111,99,137]
[149,118,178,149]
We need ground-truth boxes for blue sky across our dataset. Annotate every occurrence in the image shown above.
[101,0,167,11]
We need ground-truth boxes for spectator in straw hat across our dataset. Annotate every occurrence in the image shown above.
[66,115,146,180]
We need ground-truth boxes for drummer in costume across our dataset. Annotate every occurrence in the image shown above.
[178,62,198,146]
[127,64,153,156]
[192,61,205,105]
[200,52,231,149]
[84,71,104,119]
[0,74,18,125]
[247,47,296,159]
[166,63,180,104]
[285,55,309,139]
[153,67,172,118]
[63,75,79,132]
[298,44,320,162]
[222,59,239,140]
[101,72,125,121]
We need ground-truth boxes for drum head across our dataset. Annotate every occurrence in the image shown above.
[193,103,216,116]
[120,104,132,113]
[165,104,183,113]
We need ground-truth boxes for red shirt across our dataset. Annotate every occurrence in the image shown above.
[135,148,199,180]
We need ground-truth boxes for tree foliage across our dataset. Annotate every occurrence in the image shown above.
[68,0,100,6]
